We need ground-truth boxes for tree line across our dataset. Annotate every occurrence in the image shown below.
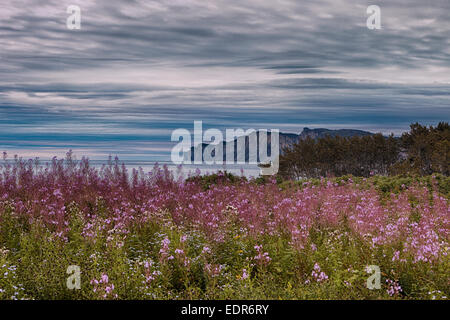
[279,122,449,179]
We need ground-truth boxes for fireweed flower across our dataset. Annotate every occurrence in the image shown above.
[173,248,190,267]
[201,246,211,255]
[159,237,171,263]
[386,279,402,297]
[253,245,271,265]
[204,264,223,277]
[311,263,328,283]
[90,273,118,299]
[142,259,159,285]
[53,189,63,198]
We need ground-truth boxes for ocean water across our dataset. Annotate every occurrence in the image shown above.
[0,159,262,179]
[100,161,263,179]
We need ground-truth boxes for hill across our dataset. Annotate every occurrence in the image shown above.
[187,127,373,162]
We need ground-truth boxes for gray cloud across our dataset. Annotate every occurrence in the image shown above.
[0,0,449,160]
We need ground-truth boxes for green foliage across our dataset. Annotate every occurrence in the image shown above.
[279,133,400,179]
[369,174,450,198]
[279,122,449,179]
[276,174,450,199]
[185,171,247,190]
[393,122,449,176]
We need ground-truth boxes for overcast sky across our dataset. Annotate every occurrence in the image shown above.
[0,0,449,161]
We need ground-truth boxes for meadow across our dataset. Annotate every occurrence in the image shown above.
[0,154,448,300]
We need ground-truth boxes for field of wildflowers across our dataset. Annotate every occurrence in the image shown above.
[0,154,448,300]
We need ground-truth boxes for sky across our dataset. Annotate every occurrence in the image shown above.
[0,0,449,162]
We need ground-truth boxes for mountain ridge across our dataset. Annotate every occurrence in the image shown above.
[187,127,374,162]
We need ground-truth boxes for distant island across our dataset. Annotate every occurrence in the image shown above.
[187,127,373,162]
